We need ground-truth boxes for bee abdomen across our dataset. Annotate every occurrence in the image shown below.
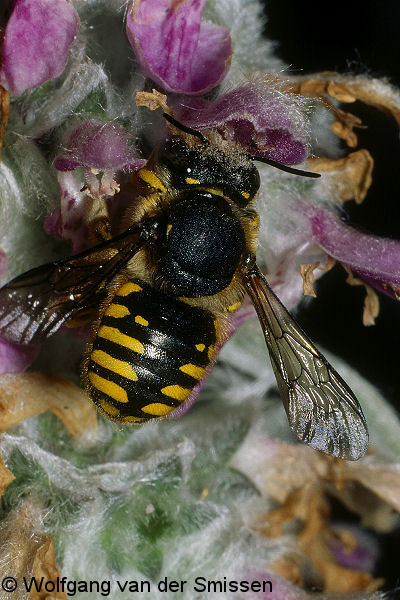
[84,280,216,423]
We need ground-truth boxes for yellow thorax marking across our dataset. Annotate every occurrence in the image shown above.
[227,301,242,312]
[185,177,200,185]
[197,186,224,197]
[135,315,149,326]
[138,168,167,191]
[105,304,130,318]
[117,282,142,296]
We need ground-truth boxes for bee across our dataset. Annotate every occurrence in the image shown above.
[0,113,368,460]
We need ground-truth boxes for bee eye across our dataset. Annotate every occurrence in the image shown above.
[237,163,260,205]
[158,138,192,170]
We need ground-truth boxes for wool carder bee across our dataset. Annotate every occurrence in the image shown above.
[0,113,368,460]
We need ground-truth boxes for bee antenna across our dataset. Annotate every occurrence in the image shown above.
[163,113,210,146]
[250,155,321,178]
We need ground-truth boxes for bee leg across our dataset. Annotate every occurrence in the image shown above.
[85,195,113,243]
[65,306,98,328]
[91,217,112,242]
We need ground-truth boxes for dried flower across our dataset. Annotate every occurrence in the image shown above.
[231,433,400,593]
[0,498,65,597]
[0,372,97,435]
[0,452,14,500]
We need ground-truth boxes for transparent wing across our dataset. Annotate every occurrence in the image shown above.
[242,262,368,460]
[0,226,143,344]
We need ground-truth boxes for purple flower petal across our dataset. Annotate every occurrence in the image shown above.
[173,83,308,164]
[0,338,39,374]
[0,0,80,96]
[0,251,39,373]
[126,0,232,95]
[305,205,400,300]
[54,120,144,172]
[49,122,146,254]
[44,171,92,255]
[330,523,379,573]
[0,248,7,278]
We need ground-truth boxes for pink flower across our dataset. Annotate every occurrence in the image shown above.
[0,248,7,278]
[0,338,39,374]
[126,0,232,95]
[0,0,80,96]
[329,523,379,573]
[53,120,143,173]
[173,82,309,165]
[49,120,146,254]
[44,172,92,255]
[306,206,400,300]
[0,248,39,373]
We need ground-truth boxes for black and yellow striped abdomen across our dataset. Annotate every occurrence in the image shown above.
[83,280,216,423]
